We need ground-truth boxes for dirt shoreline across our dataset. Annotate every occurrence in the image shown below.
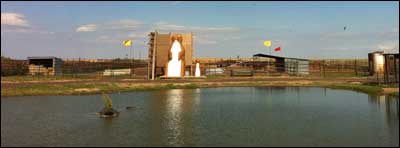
[1,77,398,97]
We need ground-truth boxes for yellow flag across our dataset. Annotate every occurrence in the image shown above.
[263,40,271,47]
[123,40,132,47]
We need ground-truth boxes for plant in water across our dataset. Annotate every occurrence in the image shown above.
[102,92,113,110]
[99,92,119,118]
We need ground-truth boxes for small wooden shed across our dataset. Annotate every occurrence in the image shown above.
[28,56,63,76]
[383,53,399,83]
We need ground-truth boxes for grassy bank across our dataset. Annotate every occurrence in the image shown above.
[319,83,382,94]
[1,79,398,97]
[0,75,145,82]
[1,82,201,97]
[315,83,399,97]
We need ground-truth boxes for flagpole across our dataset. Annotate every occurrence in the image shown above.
[269,46,272,55]
[270,45,272,72]
[132,40,135,76]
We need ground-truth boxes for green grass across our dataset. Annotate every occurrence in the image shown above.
[1,82,202,97]
[318,83,383,94]
[389,92,399,97]
[0,74,139,82]
[205,75,229,79]
[1,77,398,97]
[308,72,369,78]
[1,75,95,82]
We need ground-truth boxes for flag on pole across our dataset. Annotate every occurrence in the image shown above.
[123,40,132,47]
[263,40,271,47]
[274,46,281,52]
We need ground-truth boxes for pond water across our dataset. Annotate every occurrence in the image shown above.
[1,87,399,147]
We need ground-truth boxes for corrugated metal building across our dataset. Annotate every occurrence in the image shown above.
[368,51,399,84]
[368,51,385,75]
[285,58,310,75]
[28,56,63,76]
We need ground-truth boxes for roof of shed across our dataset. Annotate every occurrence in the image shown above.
[27,56,60,60]
[253,53,308,61]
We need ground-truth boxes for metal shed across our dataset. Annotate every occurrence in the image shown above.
[285,58,310,75]
[368,51,385,75]
[253,54,309,75]
[383,53,399,83]
[28,56,63,76]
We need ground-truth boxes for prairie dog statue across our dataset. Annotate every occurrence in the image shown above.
[165,34,185,77]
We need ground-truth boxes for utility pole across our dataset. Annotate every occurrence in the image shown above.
[151,31,157,80]
[132,39,135,76]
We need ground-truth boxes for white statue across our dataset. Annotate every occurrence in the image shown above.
[167,40,182,77]
[195,63,201,77]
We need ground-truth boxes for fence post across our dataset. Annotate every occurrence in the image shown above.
[215,58,217,75]
[377,70,380,86]
[323,60,326,77]
[73,61,76,78]
[38,61,40,79]
[395,58,398,83]
[354,59,358,76]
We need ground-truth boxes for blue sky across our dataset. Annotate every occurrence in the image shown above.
[1,1,399,59]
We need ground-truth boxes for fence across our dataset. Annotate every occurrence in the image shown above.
[1,59,28,76]
[1,58,148,78]
[1,58,399,85]
[200,58,371,77]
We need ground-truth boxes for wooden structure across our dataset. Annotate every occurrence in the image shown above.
[28,56,63,76]
[253,54,309,75]
[383,53,399,83]
[147,31,194,79]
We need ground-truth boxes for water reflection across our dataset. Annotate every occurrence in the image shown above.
[165,89,184,146]
[147,89,201,146]
[1,87,398,147]
[368,95,399,119]
[368,95,399,143]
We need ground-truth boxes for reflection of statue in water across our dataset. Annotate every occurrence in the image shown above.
[165,34,185,77]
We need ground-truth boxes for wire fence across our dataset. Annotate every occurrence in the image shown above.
[201,59,370,76]
[1,59,148,78]
[1,58,398,84]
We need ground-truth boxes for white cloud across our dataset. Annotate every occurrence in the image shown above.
[128,32,148,39]
[94,35,119,43]
[193,26,239,32]
[154,21,186,31]
[76,24,97,32]
[170,1,182,5]
[194,35,217,44]
[106,19,143,30]
[1,27,55,34]
[1,13,30,27]
[377,42,399,53]
[75,19,143,32]
[153,21,240,33]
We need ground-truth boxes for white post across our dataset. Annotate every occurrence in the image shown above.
[151,31,157,80]
[195,63,201,77]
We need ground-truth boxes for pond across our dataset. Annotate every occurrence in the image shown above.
[1,87,399,147]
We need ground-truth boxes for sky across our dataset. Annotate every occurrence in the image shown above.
[1,1,399,60]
